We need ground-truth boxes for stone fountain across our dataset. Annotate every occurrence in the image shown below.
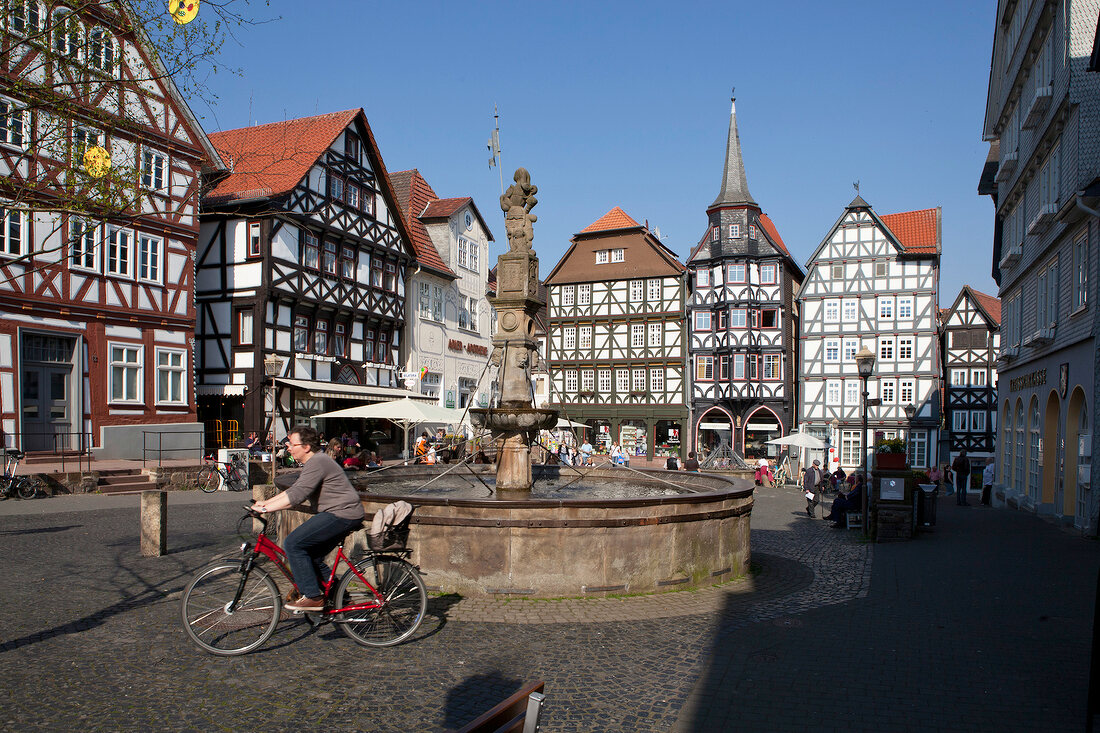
[468,167,558,498]
[281,168,755,598]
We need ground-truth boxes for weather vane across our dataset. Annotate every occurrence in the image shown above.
[853,180,860,195]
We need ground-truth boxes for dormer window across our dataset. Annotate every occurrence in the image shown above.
[711,226,719,242]
[595,250,609,264]
[610,248,624,262]
[748,225,757,239]
[345,134,359,160]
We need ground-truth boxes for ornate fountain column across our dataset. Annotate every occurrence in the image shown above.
[470,168,558,498]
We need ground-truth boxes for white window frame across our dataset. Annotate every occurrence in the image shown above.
[897,337,913,361]
[971,369,987,387]
[578,283,591,306]
[971,410,987,433]
[629,280,643,302]
[878,337,894,361]
[155,347,186,405]
[899,379,915,405]
[0,97,27,148]
[881,379,896,404]
[141,148,167,191]
[237,310,253,346]
[630,323,644,348]
[563,326,576,350]
[138,234,161,283]
[647,278,661,301]
[760,263,777,284]
[0,205,26,257]
[579,325,592,350]
[294,316,309,353]
[247,221,261,257]
[595,250,609,264]
[564,370,578,393]
[826,379,841,406]
[727,263,746,283]
[824,338,840,363]
[418,282,431,318]
[694,311,712,331]
[1073,232,1089,310]
[616,368,629,393]
[581,369,594,392]
[106,226,131,277]
[908,430,928,469]
[897,296,913,320]
[108,342,142,404]
[696,268,710,287]
[952,411,969,432]
[598,369,611,393]
[610,248,624,263]
[842,298,858,322]
[8,1,44,37]
[824,299,839,323]
[841,430,862,467]
[763,354,780,380]
[730,308,746,328]
[70,218,98,271]
[695,356,714,381]
[878,296,894,321]
[842,338,858,363]
[650,368,664,393]
[950,368,968,387]
[632,368,646,392]
[728,223,740,238]
[845,380,860,406]
[648,322,661,347]
[560,285,574,307]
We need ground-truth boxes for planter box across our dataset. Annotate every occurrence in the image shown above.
[874,453,907,470]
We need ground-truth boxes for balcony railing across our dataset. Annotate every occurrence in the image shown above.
[1022,85,1053,129]
[999,241,1022,269]
[995,151,1018,181]
[1027,204,1058,235]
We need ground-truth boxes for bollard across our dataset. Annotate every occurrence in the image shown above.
[140,490,167,557]
[252,483,277,535]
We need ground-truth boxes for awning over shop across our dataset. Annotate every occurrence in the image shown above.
[274,377,434,404]
[196,384,248,396]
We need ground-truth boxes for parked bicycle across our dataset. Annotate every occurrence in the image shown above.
[180,504,427,656]
[197,453,249,493]
[1,450,39,500]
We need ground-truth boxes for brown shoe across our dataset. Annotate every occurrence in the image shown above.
[285,595,324,612]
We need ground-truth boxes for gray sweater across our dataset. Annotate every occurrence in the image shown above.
[283,453,365,521]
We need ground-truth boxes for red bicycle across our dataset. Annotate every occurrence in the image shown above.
[180,505,426,656]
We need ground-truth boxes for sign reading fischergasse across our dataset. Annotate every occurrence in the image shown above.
[1009,368,1046,393]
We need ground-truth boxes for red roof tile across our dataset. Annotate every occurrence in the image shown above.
[389,170,455,277]
[967,287,1001,326]
[879,208,940,254]
[206,109,359,202]
[579,206,641,234]
[758,213,791,257]
[422,197,472,219]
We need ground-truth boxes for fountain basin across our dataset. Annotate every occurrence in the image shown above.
[468,406,559,432]
[349,465,754,598]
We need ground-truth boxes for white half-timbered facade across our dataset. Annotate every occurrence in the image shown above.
[545,208,687,460]
[390,169,494,411]
[0,3,224,458]
[197,109,418,449]
[797,197,942,471]
[941,287,1000,465]
[687,95,804,462]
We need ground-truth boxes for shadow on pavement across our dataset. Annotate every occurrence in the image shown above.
[441,671,526,730]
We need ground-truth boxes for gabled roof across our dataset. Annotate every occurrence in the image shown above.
[879,208,941,254]
[758,213,790,257]
[420,196,495,242]
[966,286,1001,326]
[389,170,456,279]
[578,206,641,234]
[206,109,359,202]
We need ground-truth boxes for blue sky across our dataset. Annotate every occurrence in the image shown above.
[201,0,998,305]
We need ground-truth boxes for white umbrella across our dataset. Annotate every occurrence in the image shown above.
[314,397,464,459]
[555,417,589,430]
[765,432,826,449]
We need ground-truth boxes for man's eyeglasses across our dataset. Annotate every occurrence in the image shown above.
[287,441,304,448]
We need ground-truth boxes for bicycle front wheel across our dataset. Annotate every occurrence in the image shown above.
[197,465,221,493]
[335,556,427,647]
[181,563,280,655]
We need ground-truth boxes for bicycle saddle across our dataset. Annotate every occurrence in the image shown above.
[6,450,24,460]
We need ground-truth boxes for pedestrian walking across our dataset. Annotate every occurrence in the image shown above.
[804,459,823,518]
[952,450,971,506]
[981,460,995,506]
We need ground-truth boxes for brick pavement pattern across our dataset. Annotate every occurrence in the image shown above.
[0,483,1095,731]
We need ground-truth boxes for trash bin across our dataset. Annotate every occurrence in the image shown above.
[916,483,938,529]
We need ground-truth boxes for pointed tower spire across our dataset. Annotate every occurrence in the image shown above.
[710,89,757,209]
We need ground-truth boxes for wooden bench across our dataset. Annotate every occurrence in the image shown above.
[456,680,546,733]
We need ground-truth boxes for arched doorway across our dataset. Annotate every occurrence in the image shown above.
[696,407,733,457]
[743,406,782,460]
[1065,387,1089,528]
[1027,397,1040,504]
[1042,390,1060,509]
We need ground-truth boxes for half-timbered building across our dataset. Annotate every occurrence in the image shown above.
[941,286,1000,468]
[0,3,225,458]
[390,169,494,410]
[545,207,687,460]
[686,95,804,462]
[980,0,1097,528]
[197,109,418,449]
[797,197,942,471]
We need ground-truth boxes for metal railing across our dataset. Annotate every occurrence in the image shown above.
[142,430,206,467]
[1,431,92,472]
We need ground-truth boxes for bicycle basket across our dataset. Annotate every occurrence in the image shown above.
[367,502,415,552]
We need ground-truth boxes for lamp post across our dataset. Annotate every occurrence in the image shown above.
[855,346,876,532]
[263,354,284,485]
[903,403,916,464]
[830,417,839,472]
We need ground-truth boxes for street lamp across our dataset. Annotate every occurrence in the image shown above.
[263,354,284,485]
[903,403,916,464]
[830,417,839,471]
[855,346,876,532]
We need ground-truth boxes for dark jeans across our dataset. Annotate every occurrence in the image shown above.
[284,512,362,598]
[956,474,970,505]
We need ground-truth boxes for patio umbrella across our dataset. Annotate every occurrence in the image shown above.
[765,432,826,449]
[314,397,464,459]
[555,417,589,430]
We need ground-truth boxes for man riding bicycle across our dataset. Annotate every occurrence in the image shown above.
[253,424,365,612]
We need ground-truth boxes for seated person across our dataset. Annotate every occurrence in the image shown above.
[342,446,363,470]
[366,451,382,468]
[245,431,262,456]
[824,476,864,525]
[665,454,680,471]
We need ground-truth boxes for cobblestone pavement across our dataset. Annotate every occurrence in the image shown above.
[0,484,1094,731]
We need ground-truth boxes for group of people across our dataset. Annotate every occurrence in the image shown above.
[802,458,866,526]
[323,433,381,471]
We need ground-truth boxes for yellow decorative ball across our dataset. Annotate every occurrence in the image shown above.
[83,145,111,178]
[168,0,199,25]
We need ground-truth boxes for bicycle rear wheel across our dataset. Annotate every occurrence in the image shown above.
[181,563,280,655]
[335,556,427,647]
[197,465,221,493]
[15,478,36,500]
